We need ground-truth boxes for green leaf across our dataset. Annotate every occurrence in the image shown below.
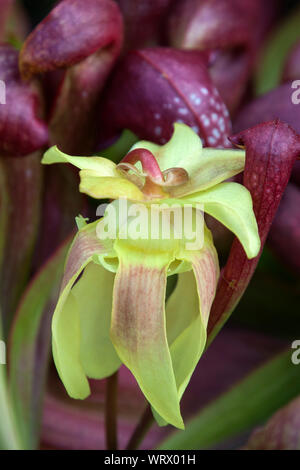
[0,321,22,450]
[255,6,300,95]
[158,350,300,449]
[0,366,21,450]
[9,238,70,449]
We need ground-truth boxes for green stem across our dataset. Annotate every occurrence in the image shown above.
[126,404,154,450]
[105,371,118,450]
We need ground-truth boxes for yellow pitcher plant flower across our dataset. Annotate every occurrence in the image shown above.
[42,124,260,429]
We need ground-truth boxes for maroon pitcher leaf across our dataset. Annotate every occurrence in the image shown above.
[234,83,300,135]
[19,0,123,79]
[116,0,173,52]
[207,120,300,342]
[100,48,231,148]
[234,83,300,187]
[19,0,123,154]
[0,45,48,158]
[167,0,254,51]
[166,0,268,113]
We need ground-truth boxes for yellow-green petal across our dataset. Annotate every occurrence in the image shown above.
[52,291,88,399]
[177,182,260,259]
[130,123,203,175]
[110,239,184,429]
[169,233,219,395]
[79,170,145,201]
[168,147,245,197]
[42,146,118,176]
[71,262,121,379]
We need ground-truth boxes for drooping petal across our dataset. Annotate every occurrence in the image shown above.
[52,292,88,398]
[153,227,219,427]
[71,261,121,379]
[110,239,184,429]
[178,182,260,259]
[167,228,219,398]
[52,222,112,399]
[79,170,145,201]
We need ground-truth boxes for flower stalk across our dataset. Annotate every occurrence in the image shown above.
[105,371,118,450]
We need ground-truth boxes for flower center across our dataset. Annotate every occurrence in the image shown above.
[117,148,189,200]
